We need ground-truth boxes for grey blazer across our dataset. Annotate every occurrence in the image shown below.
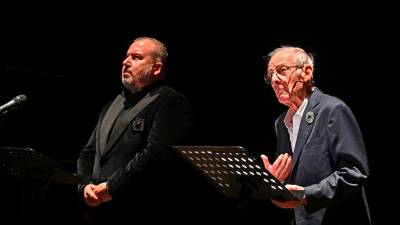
[275,88,371,225]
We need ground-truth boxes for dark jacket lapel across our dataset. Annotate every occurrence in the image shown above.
[98,95,125,156]
[103,86,165,156]
[275,115,293,156]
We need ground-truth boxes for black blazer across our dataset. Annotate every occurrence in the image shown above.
[77,84,194,220]
[275,88,371,225]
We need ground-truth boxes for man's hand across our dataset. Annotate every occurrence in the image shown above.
[83,184,102,207]
[271,184,307,209]
[93,182,112,203]
[261,153,292,182]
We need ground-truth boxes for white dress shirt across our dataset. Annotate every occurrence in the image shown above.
[284,98,308,152]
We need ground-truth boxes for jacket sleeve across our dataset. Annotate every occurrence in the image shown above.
[304,103,369,213]
[76,102,111,194]
[76,126,96,193]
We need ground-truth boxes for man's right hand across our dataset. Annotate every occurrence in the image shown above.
[261,153,292,182]
[83,184,102,207]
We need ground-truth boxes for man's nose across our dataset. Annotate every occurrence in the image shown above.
[122,56,131,66]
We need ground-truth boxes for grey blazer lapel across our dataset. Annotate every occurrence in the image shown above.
[98,95,125,155]
[276,116,292,156]
[104,86,165,155]
[291,88,322,170]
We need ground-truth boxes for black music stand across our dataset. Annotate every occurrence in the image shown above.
[0,147,87,186]
[0,147,87,219]
[174,146,303,203]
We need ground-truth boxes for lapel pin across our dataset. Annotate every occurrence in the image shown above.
[132,118,145,131]
[305,111,314,124]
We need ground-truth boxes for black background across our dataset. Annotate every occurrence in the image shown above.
[0,2,396,223]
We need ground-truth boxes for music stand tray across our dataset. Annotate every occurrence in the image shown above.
[174,146,302,201]
[0,147,87,185]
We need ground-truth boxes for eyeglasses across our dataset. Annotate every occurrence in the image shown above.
[264,65,302,84]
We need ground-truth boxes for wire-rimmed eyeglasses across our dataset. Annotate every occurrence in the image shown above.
[264,65,302,85]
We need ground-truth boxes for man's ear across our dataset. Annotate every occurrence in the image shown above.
[152,61,163,76]
[302,64,313,82]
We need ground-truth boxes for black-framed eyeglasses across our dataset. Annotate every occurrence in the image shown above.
[264,65,302,85]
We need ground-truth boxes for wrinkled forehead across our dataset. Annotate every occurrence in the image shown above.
[268,49,298,69]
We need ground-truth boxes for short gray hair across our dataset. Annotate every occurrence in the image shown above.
[267,46,314,67]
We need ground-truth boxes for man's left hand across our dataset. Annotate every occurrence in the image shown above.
[93,182,113,203]
[271,184,306,208]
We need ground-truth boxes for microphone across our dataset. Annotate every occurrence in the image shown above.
[0,95,28,114]
[288,80,303,95]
